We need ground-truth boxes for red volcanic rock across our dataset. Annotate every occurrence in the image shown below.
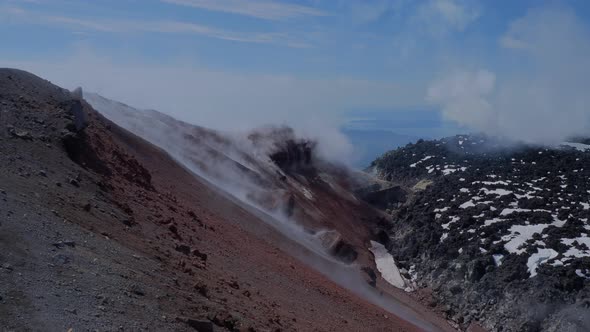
[0,69,453,331]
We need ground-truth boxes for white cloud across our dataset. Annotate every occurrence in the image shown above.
[428,6,590,144]
[428,69,495,133]
[385,0,480,63]
[415,0,480,34]
[45,15,120,32]
[1,6,309,48]
[346,0,397,24]
[161,0,328,20]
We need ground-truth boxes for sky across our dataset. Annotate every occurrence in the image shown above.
[1,0,590,162]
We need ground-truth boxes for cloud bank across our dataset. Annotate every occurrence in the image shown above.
[428,6,590,144]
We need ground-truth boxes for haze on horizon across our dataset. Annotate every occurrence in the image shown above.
[2,0,590,164]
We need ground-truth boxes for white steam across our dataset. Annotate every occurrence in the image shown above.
[86,93,439,330]
[428,69,495,134]
[428,6,590,144]
[0,48,425,165]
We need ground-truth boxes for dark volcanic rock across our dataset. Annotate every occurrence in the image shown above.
[251,126,317,173]
[270,139,314,170]
[330,239,358,264]
[358,185,407,210]
[370,134,590,331]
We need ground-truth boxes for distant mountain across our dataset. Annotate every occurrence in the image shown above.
[342,128,420,169]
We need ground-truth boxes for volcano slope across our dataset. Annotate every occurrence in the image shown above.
[83,88,458,331]
[83,92,380,268]
[368,135,590,332]
[0,69,453,331]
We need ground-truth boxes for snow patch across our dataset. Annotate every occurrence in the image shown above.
[369,241,414,292]
[441,216,460,230]
[561,236,590,258]
[473,180,510,186]
[484,218,504,227]
[527,248,558,277]
[493,254,504,267]
[481,188,513,197]
[502,216,566,254]
[500,208,551,216]
[460,200,476,209]
[410,155,433,168]
[560,142,590,152]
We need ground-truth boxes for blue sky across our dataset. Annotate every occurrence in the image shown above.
[1,0,544,77]
[2,0,590,161]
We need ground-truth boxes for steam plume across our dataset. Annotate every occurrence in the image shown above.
[428,6,590,144]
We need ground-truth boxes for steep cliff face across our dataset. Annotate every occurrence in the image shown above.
[369,135,590,331]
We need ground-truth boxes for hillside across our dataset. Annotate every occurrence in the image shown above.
[0,69,454,331]
[368,135,590,331]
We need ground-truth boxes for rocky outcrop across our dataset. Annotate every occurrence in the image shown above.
[69,87,88,131]
[254,126,317,174]
[315,230,359,263]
